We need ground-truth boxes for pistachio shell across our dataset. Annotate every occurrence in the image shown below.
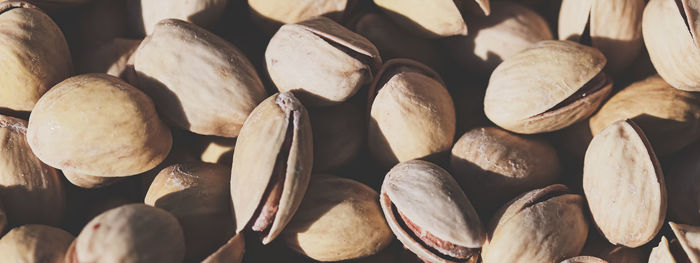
[482,184,589,263]
[231,92,313,244]
[484,40,611,134]
[0,1,72,113]
[670,222,700,262]
[265,16,381,107]
[649,236,678,263]
[126,0,228,36]
[309,101,364,172]
[0,224,74,262]
[667,144,700,225]
[134,19,266,137]
[373,0,490,38]
[381,160,485,263]
[27,74,172,178]
[249,0,352,32]
[583,119,666,247]
[561,256,608,263]
[202,233,245,263]
[282,175,393,261]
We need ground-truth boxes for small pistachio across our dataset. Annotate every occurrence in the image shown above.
[126,0,228,37]
[202,233,245,263]
[0,224,74,262]
[373,0,490,38]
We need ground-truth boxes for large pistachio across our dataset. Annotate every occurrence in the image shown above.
[27,74,172,179]
[265,16,381,107]
[134,19,266,137]
[202,233,245,263]
[0,224,74,262]
[282,174,393,261]
[643,0,700,91]
[381,160,485,263]
[368,59,455,168]
[559,0,644,73]
[126,0,228,37]
[373,0,490,38]
[77,38,141,81]
[583,119,666,247]
[250,0,357,33]
[145,162,234,261]
[230,92,313,244]
[0,1,72,113]
[309,100,364,172]
[0,114,65,226]
[449,127,561,215]
[667,143,700,225]
[670,222,700,262]
[66,204,185,263]
[484,40,612,134]
[482,184,589,263]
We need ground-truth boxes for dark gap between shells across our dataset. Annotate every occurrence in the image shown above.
[521,185,569,211]
[310,31,379,78]
[676,0,693,38]
[539,71,611,115]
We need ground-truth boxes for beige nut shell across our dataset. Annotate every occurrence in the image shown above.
[0,224,73,262]
[374,0,490,38]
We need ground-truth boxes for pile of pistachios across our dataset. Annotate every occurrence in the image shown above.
[1,0,699,262]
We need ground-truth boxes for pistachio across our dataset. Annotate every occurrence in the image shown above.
[583,119,666,247]
[381,160,485,263]
[670,222,700,262]
[126,0,228,37]
[76,38,141,81]
[373,0,490,38]
[0,224,74,262]
[484,40,612,134]
[368,59,455,168]
[202,233,245,263]
[249,0,357,33]
[667,143,700,225]
[649,236,681,263]
[0,1,72,113]
[265,16,381,107]
[309,100,364,172]
[482,184,589,263]
[230,92,313,244]
[561,256,608,263]
[282,174,393,261]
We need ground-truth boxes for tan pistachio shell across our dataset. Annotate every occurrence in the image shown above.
[68,204,185,263]
[373,0,490,38]
[62,170,124,189]
[649,236,679,263]
[231,92,313,244]
[202,233,245,263]
[670,222,700,262]
[583,119,666,247]
[368,59,455,168]
[249,0,354,33]
[77,38,141,81]
[0,114,65,226]
[667,144,700,225]
[381,160,485,263]
[482,184,588,263]
[0,1,72,113]
[643,0,700,91]
[484,40,611,134]
[265,16,381,107]
[134,19,266,137]
[126,0,228,37]
[308,101,364,172]
[0,224,74,262]
[282,174,393,262]
[561,256,608,263]
[27,74,172,178]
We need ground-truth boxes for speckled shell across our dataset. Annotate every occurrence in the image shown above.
[126,0,228,36]
[670,222,700,262]
[0,224,73,262]
[373,0,490,38]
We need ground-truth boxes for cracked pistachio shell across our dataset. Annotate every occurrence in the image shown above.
[368,59,455,168]
[381,160,485,263]
[202,233,245,263]
[561,256,608,263]
[0,224,73,262]
[373,0,490,38]
[484,40,612,134]
[643,0,700,91]
[667,144,700,225]
[126,0,227,37]
[134,19,266,137]
[231,92,313,245]
[77,38,141,81]
[282,175,393,262]
[670,222,700,262]
[0,115,65,226]
[559,0,644,73]
[67,204,185,263]
[589,75,700,156]
[482,184,588,263]
[250,0,356,33]
[649,236,679,263]
[309,101,364,172]
[145,162,234,262]
[0,1,72,113]
[27,74,172,178]
[583,119,666,247]
[266,16,381,107]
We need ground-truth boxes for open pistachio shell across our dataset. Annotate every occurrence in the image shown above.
[373,0,490,38]
[381,160,485,263]
[643,0,700,91]
[202,233,245,263]
[583,119,666,247]
[670,222,700,262]
[649,236,679,263]
[484,40,612,134]
[126,0,228,37]
[231,92,313,245]
[0,224,74,262]
[561,256,608,263]
[667,143,700,225]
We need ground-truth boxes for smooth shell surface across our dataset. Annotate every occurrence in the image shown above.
[374,0,490,38]
[0,224,74,262]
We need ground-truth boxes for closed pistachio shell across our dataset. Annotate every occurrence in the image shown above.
[62,170,123,189]
[561,256,608,263]
[249,0,355,33]
[583,119,666,247]
[202,233,245,263]
[649,236,678,263]
[309,101,364,172]
[482,184,589,263]
[282,175,393,262]
[381,160,485,263]
[667,144,700,225]
[126,0,227,37]
[670,222,700,262]
[0,1,72,113]
[231,92,313,244]
[0,224,74,262]
[373,0,490,38]
[484,40,612,134]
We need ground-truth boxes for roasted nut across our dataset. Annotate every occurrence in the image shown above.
[667,143,700,225]
[670,222,700,262]
[484,40,612,134]
[583,119,666,247]
[134,19,267,137]
[0,1,72,113]
[482,184,589,263]
[76,38,141,81]
[381,160,485,263]
[126,0,228,37]
[373,0,490,38]
[249,0,357,33]
[202,233,245,263]
[0,224,74,262]
[265,16,381,107]
[66,204,185,263]
[282,174,393,261]
[230,92,313,244]
[368,59,455,168]
[309,101,364,172]
[145,162,234,261]
[0,114,66,226]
